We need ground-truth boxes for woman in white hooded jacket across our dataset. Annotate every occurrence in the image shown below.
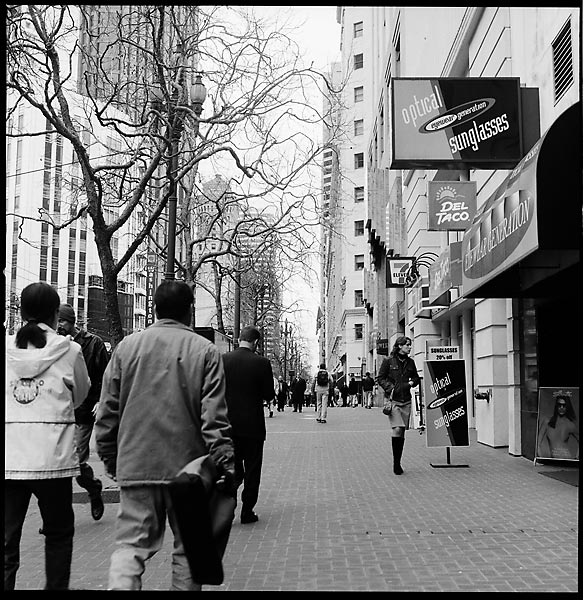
[5,282,90,591]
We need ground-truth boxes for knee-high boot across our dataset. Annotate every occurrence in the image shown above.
[391,437,405,475]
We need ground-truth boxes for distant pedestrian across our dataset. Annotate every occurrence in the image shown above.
[348,375,359,407]
[362,372,375,409]
[95,281,235,591]
[5,282,90,591]
[327,378,337,407]
[57,303,109,521]
[377,336,421,475]
[222,326,275,524]
[291,374,307,412]
[312,363,333,423]
[276,376,289,412]
[338,381,349,407]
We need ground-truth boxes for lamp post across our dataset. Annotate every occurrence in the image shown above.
[154,70,206,281]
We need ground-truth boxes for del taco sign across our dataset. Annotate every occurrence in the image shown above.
[390,78,523,169]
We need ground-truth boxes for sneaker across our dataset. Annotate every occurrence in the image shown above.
[240,511,259,524]
[321,419,327,423]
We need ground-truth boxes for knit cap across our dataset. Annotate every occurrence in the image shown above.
[58,303,76,324]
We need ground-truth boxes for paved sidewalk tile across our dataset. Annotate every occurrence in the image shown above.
[11,406,580,591]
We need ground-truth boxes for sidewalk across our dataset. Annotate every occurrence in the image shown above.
[13,406,580,591]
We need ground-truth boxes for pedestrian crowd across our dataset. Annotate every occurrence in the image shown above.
[5,280,418,591]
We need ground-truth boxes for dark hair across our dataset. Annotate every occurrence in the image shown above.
[549,394,577,427]
[319,362,326,369]
[16,282,61,349]
[389,335,412,358]
[154,281,193,321]
[240,325,261,343]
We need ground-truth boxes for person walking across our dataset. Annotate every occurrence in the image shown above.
[57,303,109,521]
[222,326,275,525]
[312,363,333,423]
[95,281,235,591]
[362,372,375,409]
[338,381,349,407]
[5,282,90,591]
[348,375,359,407]
[291,374,307,413]
[377,336,421,475]
[276,376,289,412]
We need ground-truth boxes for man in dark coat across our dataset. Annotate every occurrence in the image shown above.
[58,303,109,521]
[222,326,275,524]
[291,375,307,412]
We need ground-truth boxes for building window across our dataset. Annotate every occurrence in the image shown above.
[354,220,364,236]
[355,289,363,307]
[354,153,364,169]
[354,119,364,136]
[552,18,573,103]
[354,86,364,103]
[355,323,364,340]
[353,21,363,38]
[355,254,364,270]
[354,186,364,202]
[354,53,363,70]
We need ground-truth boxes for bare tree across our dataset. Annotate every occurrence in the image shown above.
[6,5,343,346]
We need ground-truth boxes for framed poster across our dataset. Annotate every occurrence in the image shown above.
[535,387,580,461]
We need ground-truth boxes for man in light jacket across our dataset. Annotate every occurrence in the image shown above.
[95,280,235,591]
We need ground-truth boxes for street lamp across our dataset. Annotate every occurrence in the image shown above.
[152,69,206,281]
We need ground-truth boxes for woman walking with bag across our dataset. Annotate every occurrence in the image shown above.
[377,336,420,475]
[5,282,90,590]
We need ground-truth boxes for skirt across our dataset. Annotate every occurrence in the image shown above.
[387,400,412,429]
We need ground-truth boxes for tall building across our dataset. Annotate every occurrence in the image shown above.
[319,7,372,386]
[332,5,580,458]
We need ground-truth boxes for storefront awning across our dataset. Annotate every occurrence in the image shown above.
[461,101,581,298]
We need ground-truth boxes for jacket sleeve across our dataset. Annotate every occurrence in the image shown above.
[200,345,234,469]
[95,345,121,467]
[72,345,91,409]
[376,357,394,394]
[409,360,421,388]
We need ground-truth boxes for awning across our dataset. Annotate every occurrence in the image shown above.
[461,101,581,298]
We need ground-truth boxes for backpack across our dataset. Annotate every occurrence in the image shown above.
[316,370,329,386]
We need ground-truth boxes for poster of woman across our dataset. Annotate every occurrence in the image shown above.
[536,388,579,461]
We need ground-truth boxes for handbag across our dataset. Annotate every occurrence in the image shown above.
[382,387,395,416]
[168,455,236,585]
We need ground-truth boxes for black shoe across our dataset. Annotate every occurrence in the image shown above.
[393,464,404,475]
[241,511,259,524]
[269,411,273,417]
[90,481,105,521]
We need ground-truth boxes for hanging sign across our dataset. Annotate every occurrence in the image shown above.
[390,77,522,169]
[386,257,416,288]
[424,359,469,447]
[427,181,477,230]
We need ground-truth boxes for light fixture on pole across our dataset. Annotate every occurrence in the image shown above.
[163,69,206,281]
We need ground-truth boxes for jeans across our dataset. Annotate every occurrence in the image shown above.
[363,390,373,408]
[108,485,201,591]
[316,389,328,421]
[232,435,264,514]
[5,478,74,590]
[75,422,102,498]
